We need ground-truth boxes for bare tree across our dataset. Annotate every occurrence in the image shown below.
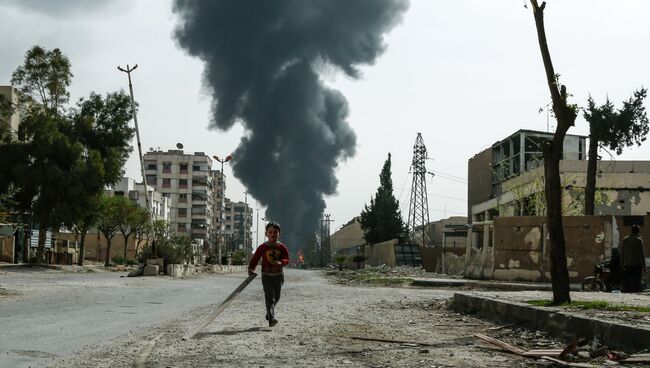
[530,0,576,304]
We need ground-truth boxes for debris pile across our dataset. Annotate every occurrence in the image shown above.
[474,332,650,366]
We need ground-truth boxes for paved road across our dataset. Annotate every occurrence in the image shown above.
[0,267,247,368]
[2,267,555,367]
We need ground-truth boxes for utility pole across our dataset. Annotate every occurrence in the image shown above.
[117,64,155,255]
[243,190,248,252]
[320,214,334,267]
[407,133,431,248]
[213,155,232,264]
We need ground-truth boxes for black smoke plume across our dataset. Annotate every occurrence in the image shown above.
[173,0,409,251]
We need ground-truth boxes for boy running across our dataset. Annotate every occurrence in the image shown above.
[248,222,289,327]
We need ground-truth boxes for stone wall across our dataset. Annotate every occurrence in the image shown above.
[365,239,398,267]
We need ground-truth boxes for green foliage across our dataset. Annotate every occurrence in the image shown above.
[139,233,194,267]
[111,254,126,265]
[359,153,408,244]
[0,46,134,262]
[231,250,248,265]
[11,46,72,115]
[526,299,650,312]
[584,89,649,155]
[125,258,138,266]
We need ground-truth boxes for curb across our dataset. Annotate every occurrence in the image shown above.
[411,278,581,291]
[451,292,650,352]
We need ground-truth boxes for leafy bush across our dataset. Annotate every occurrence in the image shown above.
[231,250,248,265]
[138,235,194,268]
[111,254,126,265]
[125,258,138,266]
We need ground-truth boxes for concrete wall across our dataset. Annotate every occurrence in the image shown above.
[467,148,492,218]
[421,246,465,274]
[57,231,144,262]
[467,215,650,282]
[365,239,398,267]
[0,237,13,262]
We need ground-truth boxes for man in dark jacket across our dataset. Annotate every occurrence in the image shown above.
[621,225,647,293]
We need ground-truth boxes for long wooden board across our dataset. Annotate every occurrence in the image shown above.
[183,273,257,339]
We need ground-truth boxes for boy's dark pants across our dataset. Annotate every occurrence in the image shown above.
[262,273,284,319]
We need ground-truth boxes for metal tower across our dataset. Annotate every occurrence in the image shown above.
[407,133,431,247]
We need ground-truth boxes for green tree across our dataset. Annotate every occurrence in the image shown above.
[115,198,140,259]
[11,46,72,115]
[530,0,575,304]
[583,89,649,215]
[359,153,408,244]
[72,196,100,266]
[97,195,123,267]
[0,46,134,263]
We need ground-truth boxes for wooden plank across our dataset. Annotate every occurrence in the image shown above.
[623,354,650,363]
[522,349,564,357]
[540,356,593,367]
[183,273,257,339]
[473,333,526,355]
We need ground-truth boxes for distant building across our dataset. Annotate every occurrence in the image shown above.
[143,149,214,249]
[0,86,22,138]
[330,217,365,255]
[231,201,253,253]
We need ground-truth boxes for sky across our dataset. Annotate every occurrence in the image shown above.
[1,0,649,240]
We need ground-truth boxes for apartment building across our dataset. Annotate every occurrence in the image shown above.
[143,150,214,248]
[232,201,253,252]
[211,169,227,256]
[0,86,21,138]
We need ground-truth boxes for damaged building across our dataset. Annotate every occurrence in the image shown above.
[466,129,650,281]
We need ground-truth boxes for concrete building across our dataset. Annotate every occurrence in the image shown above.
[330,217,365,255]
[210,169,227,259]
[107,177,171,221]
[231,201,253,253]
[143,150,214,248]
[465,129,650,281]
[0,86,21,138]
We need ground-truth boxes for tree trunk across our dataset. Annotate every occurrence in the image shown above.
[123,233,130,259]
[105,238,112,267]
[584,130,598,215]
[531,0,573,305]
[544,153,572,304]
[77,229,88,266]
[36,220,48,264]
[23,229,30,264]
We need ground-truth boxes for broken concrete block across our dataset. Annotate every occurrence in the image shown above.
[143,265,159,276]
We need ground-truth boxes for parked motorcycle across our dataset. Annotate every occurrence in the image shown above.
[582,260,647,292]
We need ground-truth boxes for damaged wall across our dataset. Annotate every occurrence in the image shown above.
[364,239,398,267]
[421,246,466,275]
[469,215,650,282]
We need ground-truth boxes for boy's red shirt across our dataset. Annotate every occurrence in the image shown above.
[249,241,289,274]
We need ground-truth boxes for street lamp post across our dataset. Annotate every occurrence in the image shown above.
[212,154,232,265]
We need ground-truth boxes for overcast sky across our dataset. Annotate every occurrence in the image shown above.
[1,0,649,238]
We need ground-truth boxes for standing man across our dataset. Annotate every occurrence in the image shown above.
[621,225,647,292]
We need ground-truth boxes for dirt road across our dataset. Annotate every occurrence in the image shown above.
[48,269,535,368]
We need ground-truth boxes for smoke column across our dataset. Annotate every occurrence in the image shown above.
[173,0,409,251]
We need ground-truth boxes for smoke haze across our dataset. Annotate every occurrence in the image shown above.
[173,0,409,251]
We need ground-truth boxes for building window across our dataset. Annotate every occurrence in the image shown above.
[162,162,172,173]
[177,223,187,232]
[179,193,187,203]
[162,178,171,188]
[179,163,188,174]
[179,179,188,188]
[146,163,157,170]
[145,175,157,185]
[178,208,187,217]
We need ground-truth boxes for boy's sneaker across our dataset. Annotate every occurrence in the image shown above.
[269,318,278,327]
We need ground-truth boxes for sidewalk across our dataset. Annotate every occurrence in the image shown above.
[411,276,583,291]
